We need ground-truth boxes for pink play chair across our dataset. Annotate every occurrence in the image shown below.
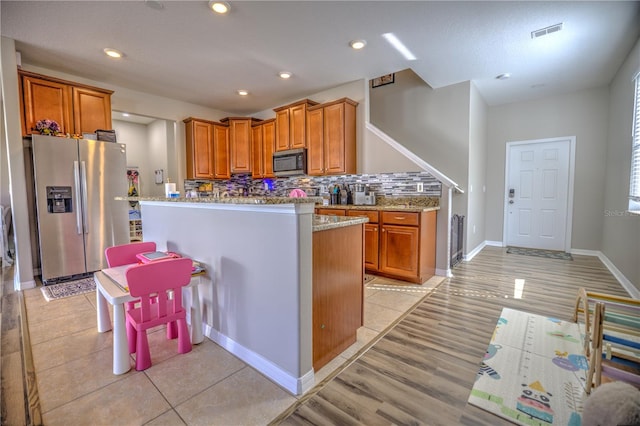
[105,242,161,345]
[125,257,193,370]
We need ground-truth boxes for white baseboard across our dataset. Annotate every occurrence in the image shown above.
[485,240,504,247]
[436,268,451,277]
[203,324,314,396]
[578,250,640,299]
[464,241,486,262]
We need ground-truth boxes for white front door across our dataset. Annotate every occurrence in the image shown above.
[504,138,574,251]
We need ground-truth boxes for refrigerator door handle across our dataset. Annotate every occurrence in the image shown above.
[80,161,89,234]
[73,161,83,235]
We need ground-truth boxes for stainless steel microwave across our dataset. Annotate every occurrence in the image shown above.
[273,148,307,176]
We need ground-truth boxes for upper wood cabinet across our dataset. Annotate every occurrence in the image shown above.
[185,118,214,180]
[274,99,318,151]
[251,119,275,179]
[72,86,112,136]
[19,70,113,137]
[222,117,261,174]
[184,117,230,180]
[212,124,230,179]
[307,98,358,176]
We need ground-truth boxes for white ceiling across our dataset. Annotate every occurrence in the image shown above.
[2,1,639,116]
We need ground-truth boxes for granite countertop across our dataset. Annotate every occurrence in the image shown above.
[313,214,368,232]
[118,196,323,205]
[316,204,440,213]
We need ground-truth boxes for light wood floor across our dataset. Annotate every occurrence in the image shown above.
[272,246,632,425]
[1,246,634,425]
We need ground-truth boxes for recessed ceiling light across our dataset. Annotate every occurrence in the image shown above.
[122,113,130,117]
[382,33,416,61]
[495,73,511,80]
[349,40,366,50]
[237,89,248,96]
[103,48,124,59]
[209,1,230,14]
[279,71,292,79]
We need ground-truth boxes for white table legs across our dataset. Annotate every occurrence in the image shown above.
[96,287,131,375]
[96,287,111,333]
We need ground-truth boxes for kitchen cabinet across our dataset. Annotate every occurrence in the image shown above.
[251,119,275,179]
[19,70,113,137]
[315,208,346,216]
[379,210,436,284]
[184,118,214,180]
[213,124,230,179]
[318,207,437,283]
[313,223,363,371]
[222,117,261,174]
[347,210,380,271]
[307,98,358,176]
[184,118,230,180]
[274,99,318,152]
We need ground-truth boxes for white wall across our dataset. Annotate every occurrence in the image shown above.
[369,69,470,215]
[602,37,640,292]
[486,87,611,251]
[467,83,488,253]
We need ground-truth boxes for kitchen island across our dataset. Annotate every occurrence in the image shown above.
[125,196,366,395]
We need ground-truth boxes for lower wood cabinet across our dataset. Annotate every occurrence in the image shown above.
[315,208,345,216]
[379,211,436,284]
[347,210,380,271]
[313,223,364,371]
[317,207,437,283]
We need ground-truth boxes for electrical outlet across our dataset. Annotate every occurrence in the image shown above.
[320,185,328,193]
[416,182,424,192]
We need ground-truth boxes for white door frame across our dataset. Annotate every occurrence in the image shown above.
[502,136,576,252]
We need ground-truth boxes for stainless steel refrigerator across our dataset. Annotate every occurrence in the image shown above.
[31,135,129,283]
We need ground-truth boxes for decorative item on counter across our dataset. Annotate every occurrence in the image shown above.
[289,188,307,198]
[35,119,61,136]
[340,186,348,205]
[127,169,139,197]
[164,179,176,198]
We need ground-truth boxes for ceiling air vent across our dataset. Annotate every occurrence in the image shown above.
[531,23,563,39]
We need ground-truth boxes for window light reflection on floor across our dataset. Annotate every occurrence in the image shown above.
[513,278,525,299]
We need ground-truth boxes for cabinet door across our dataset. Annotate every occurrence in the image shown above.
[251,125,264,178]
[324,100,356,175]
[230,119,252,173]
[380,224,419,280]
[186,120,214,180]
[364,223,380,271]
[306,107,324,175]
[213,124,230,179]
[290,104,307,149]
[21,74,72,136]
[262,120,276,178]
[72,86,112,134]
[275,109,290,151]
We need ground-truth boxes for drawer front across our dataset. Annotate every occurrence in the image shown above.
[347,210,379,223]
[315,208,346,216]
[381,211,419,226]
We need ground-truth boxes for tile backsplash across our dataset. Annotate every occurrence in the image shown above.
[185,171,441,199]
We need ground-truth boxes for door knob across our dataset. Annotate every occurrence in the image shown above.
[509,200,514,204]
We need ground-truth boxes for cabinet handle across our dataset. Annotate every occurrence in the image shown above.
[394,216,406,220]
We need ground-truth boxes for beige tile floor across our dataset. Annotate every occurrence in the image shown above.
[23,274,444,425]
